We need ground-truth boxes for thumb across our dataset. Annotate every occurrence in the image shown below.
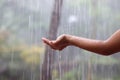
[51,41,56,44]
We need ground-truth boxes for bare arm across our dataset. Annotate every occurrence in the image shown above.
[42,29,120,56]
[67,29,120,55]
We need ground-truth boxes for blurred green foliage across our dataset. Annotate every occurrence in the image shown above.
[0,0,120,80]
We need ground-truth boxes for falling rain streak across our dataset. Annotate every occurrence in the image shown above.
[0,0,120,80]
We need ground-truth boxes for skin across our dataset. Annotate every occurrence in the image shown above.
[42,29,120,56]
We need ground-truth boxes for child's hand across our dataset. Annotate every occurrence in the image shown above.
[42,34,70,50]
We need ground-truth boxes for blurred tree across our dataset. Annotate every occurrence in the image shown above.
[42,0,63,80]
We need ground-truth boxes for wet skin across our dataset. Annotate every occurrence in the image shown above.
[42,29,120,56]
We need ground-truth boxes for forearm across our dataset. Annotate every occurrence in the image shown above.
[43,30,120,55]
[66,35,110,55]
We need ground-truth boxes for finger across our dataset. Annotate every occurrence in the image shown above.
[51,36,62,45]
[50,39,62,46]
[51,40,68,50]
[42,38,51,46]
[42,38,59,50]
[55,36,62,44]
[50,41,59,49]
[55,36,66,45]
[50,40,55,43]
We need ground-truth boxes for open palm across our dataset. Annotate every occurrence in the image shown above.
[42,34,70,50]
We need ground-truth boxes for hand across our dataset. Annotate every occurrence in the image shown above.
[42,34,70,50]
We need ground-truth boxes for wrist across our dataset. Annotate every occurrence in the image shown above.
[65,34,74,45]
